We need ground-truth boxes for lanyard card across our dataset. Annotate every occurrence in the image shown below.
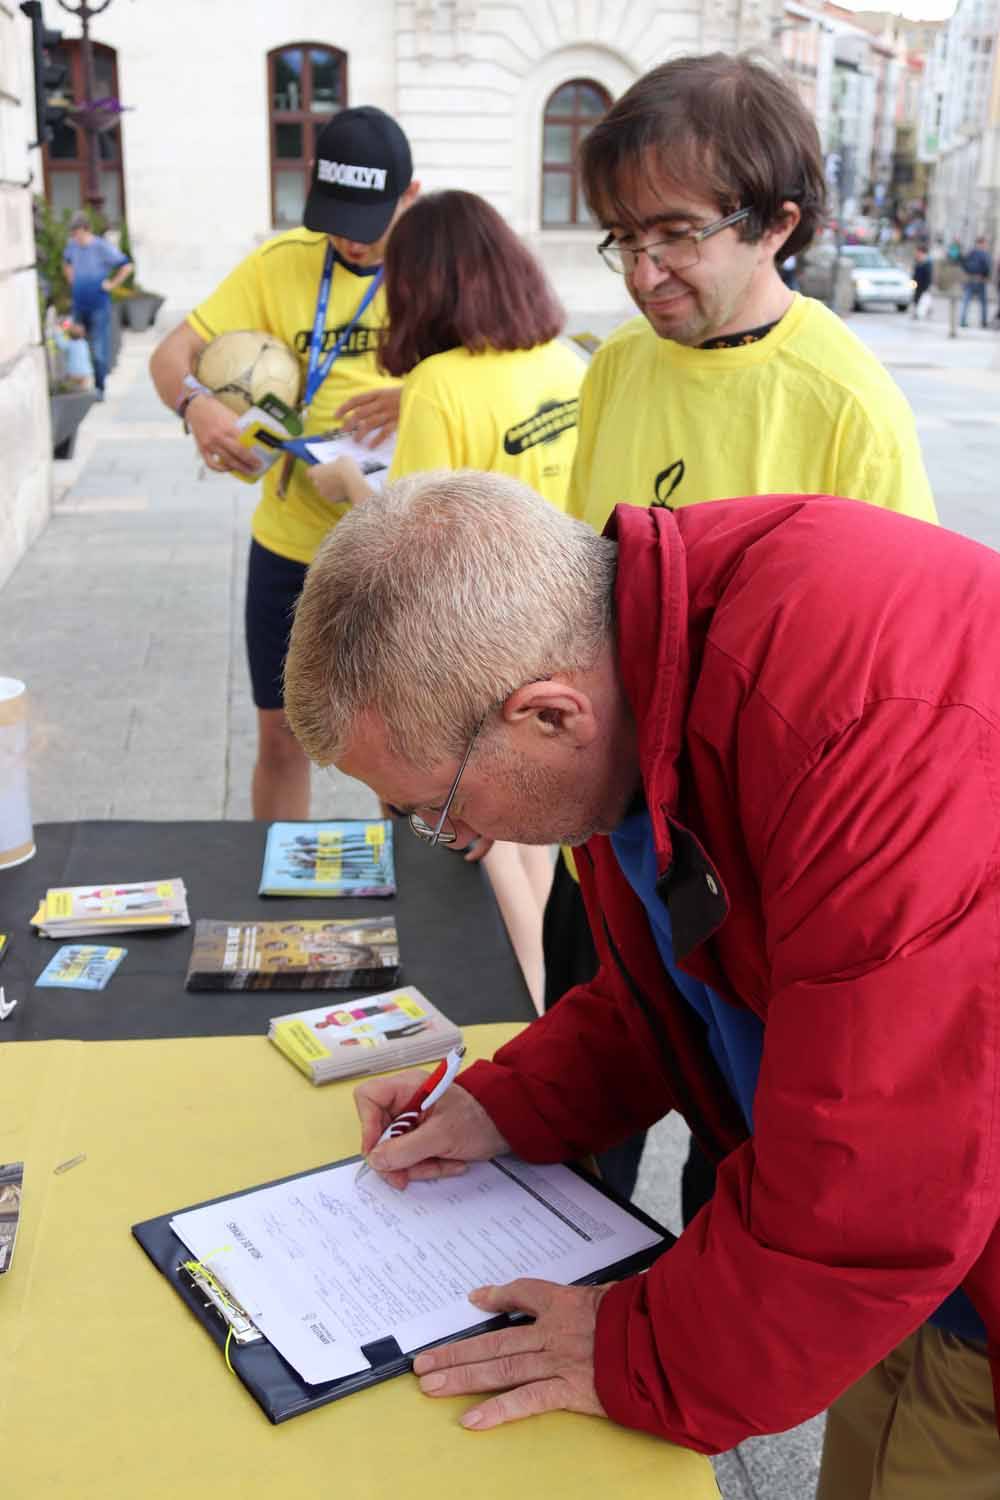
[233,408,293,483]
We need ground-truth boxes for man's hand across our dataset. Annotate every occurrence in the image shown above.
[334,387,402,446]
[459,835,494,863]
[413,1279,609,1429]
[355,1071,509,1189]
[186,394,260,476]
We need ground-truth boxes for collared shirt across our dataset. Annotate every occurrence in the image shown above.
[610,801,763,1130]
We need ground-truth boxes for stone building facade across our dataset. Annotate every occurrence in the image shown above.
[1,3,50,590]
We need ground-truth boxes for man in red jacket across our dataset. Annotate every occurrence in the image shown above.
[284,470,1000,1498]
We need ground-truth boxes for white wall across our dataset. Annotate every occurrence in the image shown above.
[0,4,51,590]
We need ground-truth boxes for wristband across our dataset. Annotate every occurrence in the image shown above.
[176,373,212,425]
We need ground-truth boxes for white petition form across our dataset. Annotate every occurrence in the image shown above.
[171,1156,664,1386]
[301,429,395,490]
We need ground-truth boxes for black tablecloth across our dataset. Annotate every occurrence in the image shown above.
[0,821,534,1040]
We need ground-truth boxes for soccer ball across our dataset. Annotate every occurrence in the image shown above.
[196,330,302,414]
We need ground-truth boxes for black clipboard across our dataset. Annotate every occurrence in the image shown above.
[132,1154,674,1424]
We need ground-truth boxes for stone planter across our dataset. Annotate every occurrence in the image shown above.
[50,389,99,460]
[122,292,165,332]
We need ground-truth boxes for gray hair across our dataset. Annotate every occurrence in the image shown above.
[284,469,618,768]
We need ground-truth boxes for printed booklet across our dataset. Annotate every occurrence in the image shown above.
[259,820,395,897]
[267,985,462,1085]
[185,917,400,993]
[35,944,127,991]
[30,878,190,938]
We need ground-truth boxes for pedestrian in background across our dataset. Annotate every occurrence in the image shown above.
[912,243,934,320]
[62,209,133,398]
[777,251,798,290]
[960,235,991,328]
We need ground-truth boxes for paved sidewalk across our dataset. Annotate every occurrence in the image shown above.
[5,300,1000,1500]
[5,321,377,823]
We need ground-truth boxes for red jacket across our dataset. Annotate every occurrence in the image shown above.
[459,496,1000,1452]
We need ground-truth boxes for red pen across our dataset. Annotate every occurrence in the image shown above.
[355,1044,466,1182]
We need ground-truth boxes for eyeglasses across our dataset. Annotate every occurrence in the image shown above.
[403,718,484,848]
[597,207,751,275]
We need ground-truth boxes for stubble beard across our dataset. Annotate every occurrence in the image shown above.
[490,753,604,847]
[637,258,759,347]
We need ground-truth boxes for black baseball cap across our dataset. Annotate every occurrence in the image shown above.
[303,106,413,243]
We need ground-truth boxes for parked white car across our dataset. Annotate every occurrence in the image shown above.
[840,246,915,312]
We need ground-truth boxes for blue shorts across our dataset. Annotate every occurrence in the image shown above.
[244,539,309,711]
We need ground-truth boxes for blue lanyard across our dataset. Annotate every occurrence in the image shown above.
[303,243,383,414]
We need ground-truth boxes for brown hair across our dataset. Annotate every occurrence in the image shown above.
[580,52,826,262]
[378,190,565,377]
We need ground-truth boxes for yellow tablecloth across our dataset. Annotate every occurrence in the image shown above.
[0,1026,718,1499]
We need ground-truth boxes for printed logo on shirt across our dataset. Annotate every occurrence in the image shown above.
[652,459,685,506]
[294,324,381,357]
[503,398,579,455]
[317,160,388,192]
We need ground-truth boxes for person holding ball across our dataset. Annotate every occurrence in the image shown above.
[150,107,419,819]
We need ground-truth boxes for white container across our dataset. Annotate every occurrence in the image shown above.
[0,678,35,869]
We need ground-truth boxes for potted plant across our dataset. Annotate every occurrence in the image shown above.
[114,218,166,332]
[45,310,100,459]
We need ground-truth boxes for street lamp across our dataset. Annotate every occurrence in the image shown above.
[56,0,115,217]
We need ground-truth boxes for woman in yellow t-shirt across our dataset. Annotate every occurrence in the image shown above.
[311,189,583,508]
[311,191,585,1011]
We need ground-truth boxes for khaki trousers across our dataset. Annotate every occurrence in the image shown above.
[816,1327,1000,1500]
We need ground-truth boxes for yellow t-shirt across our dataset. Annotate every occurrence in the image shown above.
[188,228,400,564]
[566,293,937,528]
[388,342,585,511]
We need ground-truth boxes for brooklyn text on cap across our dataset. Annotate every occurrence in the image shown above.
[303,105,413,243]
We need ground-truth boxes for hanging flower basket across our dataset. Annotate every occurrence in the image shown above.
[67,97,130,134]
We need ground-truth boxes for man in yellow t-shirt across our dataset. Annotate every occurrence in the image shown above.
[150,107,419,818]
[546,51,936,1194]
[567,292,935,525]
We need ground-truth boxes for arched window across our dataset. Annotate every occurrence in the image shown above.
[269,43,348,228]
[541,78,611,227]
[42,40,125,225]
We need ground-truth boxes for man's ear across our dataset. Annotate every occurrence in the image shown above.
[502,678,597,748]
[766,200,802,256]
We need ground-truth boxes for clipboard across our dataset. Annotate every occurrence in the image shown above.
[132,1154,673,1425]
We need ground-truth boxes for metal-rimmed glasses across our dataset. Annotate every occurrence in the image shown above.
[398,717,485,848]
[597,207,751,275]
